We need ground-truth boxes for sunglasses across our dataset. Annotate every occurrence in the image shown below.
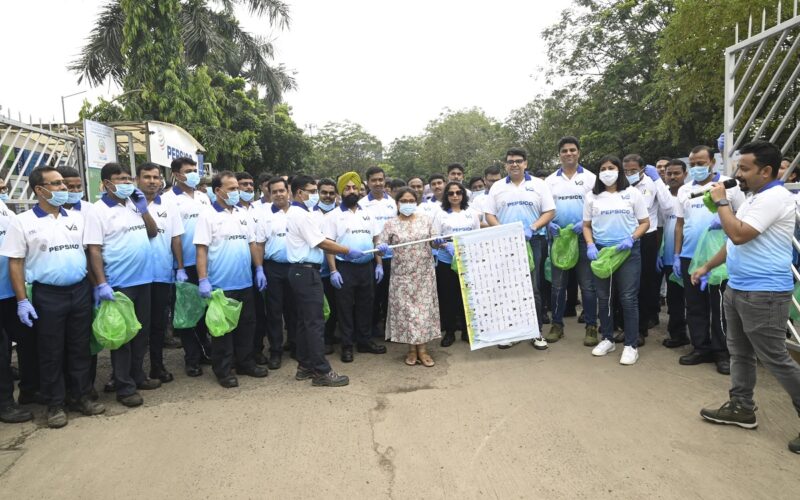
[447,191,463,196]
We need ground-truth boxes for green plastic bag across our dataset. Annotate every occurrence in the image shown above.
[527,241,535,271]
[205,289,242,337]
[591,247,631,279]
[323,295,330,322]
[92,292,142,350]
[551,224,579,270]
[544,256,552,283]
[688,228,728,285]
[702,191,718,213]
[669,272,684,288]
[173,281,208,329]
[791,282,800,323]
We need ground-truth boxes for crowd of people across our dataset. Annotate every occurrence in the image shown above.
[1,136,799,455]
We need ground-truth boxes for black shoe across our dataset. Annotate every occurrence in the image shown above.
[116,392,143,407]
[341,346,354,363]
[295,366,314,381]
[103,379,116,393]
[612,332,625,344]
[312,370,349,387]
[440,332,455,347]
[11,365,20,380]
[0,403,33,423]
[253,351,269,365]
[185,365,203,377]
[150,365,174,383]
[137,378,162,391]
[679,350,715,365]
[89,387,99,401]
[357,341,387,354]
[47,406,68,428]
[461,331,469,342]
[68,396,105,416]
[267,353,282,370]
[497,343,516,349]
[238,365,268,378]
[662,337,690,348]
[17,390,45,405]
[700,400,757,429]
[578,311,585,324]
[218,375,239,388]
[324,343,334,355]
[714,353,731,375]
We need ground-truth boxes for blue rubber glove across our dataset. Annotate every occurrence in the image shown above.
[524,225,533,240]
[655,254,663,274]
[644,165,660,182]
[709,215,722,230]
[130,188,149,214]
[717,132,725,153]
[433,238,447,246]
[547,222,561,237]
[255,265,267,291]
[344,248,365,261]
[175,268,188,283]
[445,243,455,257]
[587,243,599,260]
[572,222,584,235]
[198,278,212,298]
[17,299,38,327]
[673,254,682,279]
[330,271,343,289]
[616,236,634,251]
[699,274,709,291]
[375,264,384,284]
[94,283,115,307]
[376,243,390,254]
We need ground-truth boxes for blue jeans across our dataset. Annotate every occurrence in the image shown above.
[551,238,597,327]
[594,242,641,346]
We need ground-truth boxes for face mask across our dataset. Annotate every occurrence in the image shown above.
[318,201,336,211]
[626,173,640,185]
[305,193,319,209]
[599,171,618,187]
[206,187,216,203]
[224,190,240,206]
[239,191,254,202]
[0,193,9,203]
[342,193,359,208]
[399,203,417,216]
[67,191,84,204]
[43,188,69,207]
[113,183,135,199]
[183,172,200,188]
[689,166,710,182]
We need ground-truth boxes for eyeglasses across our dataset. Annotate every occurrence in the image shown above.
[506,159,525,165]
[38,180,65,188]
[447,191,463,197]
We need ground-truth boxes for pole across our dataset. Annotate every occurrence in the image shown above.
[363,224,520,253]
[60,90,88,126]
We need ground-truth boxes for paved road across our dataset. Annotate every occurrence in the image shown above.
[1,319,798,499]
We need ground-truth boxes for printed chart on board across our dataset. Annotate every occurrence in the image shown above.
[452,222,539,350]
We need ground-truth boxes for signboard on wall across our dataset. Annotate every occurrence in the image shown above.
[147,121,204,173]
[84,119,118,201]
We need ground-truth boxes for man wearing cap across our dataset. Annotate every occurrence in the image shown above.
[324,173,387,362]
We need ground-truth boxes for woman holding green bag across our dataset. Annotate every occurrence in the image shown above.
[583,156,650,365]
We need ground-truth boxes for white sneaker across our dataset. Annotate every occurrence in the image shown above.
[591,339,616,356]
[619,346,639,365]
[531,337,548,350]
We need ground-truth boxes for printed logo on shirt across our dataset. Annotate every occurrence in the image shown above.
[225,234,248,241]
[65,223,78,231]
[621,193,631,200]
[183,213,199,220]
[506,200,535,207]
[351,229,371,235]
[48,243,80,252]
[239,219,248,226]
[157,211,167,218]
[599,209,632,215]
[556,195,583,201]
[525,187,536,192]
[575,180,584,186]
[125,224,146,233]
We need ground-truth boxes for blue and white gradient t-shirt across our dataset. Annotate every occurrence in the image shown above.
[286,202,325,265]
[485,173,556,235]
[261,205,290,263]
[148,196,185,284]
[583,187,649,247]
[193,202,258,291]
[162,185,211,268]
[545,166,596,229]
[432,207,480,264]
[323,205,377,265]
[358,192,397,258]
[662,193,680,260]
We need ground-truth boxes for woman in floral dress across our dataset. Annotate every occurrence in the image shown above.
[377,187,441,366]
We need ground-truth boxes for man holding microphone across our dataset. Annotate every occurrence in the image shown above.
[690,141,800,454]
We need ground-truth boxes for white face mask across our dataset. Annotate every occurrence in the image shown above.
[599,170,618,187]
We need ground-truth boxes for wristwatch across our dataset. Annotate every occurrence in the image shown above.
[714,199,730,208]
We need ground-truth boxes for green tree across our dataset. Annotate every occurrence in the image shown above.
[384,136,425,181]
[310,121,383,178]
[254,104,313,175]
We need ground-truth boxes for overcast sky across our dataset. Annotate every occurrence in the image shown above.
[0,0,569,144]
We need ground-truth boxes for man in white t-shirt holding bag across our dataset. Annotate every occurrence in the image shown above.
[690,141,800,454]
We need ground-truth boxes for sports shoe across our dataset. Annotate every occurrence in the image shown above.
[700,400,758,429]
[619,346,639,365]
[583,325,599,347]
[544,324,564,343]
[788,434,800,454]
[591,339,616,356]
[530,337,548,350]
[47,406,68,428]
[312,370,349,387]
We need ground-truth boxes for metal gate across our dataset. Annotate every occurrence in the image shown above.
[722,1,800,349]
[0,116,84,211]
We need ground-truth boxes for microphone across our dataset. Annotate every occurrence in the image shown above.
[689,178,737,198]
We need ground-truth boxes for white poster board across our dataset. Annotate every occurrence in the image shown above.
[83,119,118,169]
[452,222,539,350]
[146,121,204,171]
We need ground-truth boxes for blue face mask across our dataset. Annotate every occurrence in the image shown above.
[0,193,9,203]
[239,190,254,202]
[67,191,84,205]
[305,193,319,209]
[206,187,216,203]
[626,173,640,185]
[399,203,417,216]
[43,188,69,207]
[184,171,200,188]
[318,201,336,212]
[113,183,135,199]
[224,190,240,206]
[689,166,710,182]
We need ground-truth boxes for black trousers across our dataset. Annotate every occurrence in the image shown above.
[265,260,297,354]
[0,297,38,395]
[0,311,14,406]
[663,265,688,340]
[174,265,211,367]
[112,284,151,397]
[149,282,171,371]
[288,265,331,374]
[638,231,660,332]
[322,276,339,344]
[210,287,256,379]
[435,261,466,334]
[335,261,374,347]
[252,281,267,354]
[681,258,728,355]
[372,258,391,327]
[32,280,92,406]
